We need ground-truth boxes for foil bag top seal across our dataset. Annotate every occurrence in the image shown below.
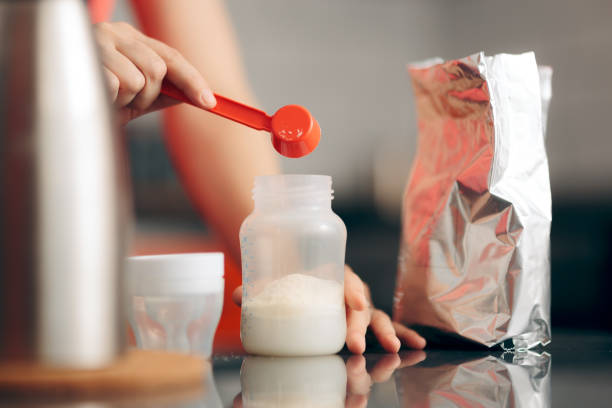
[393,52,552,348]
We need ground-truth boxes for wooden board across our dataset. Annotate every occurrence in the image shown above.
[0,349,208,398]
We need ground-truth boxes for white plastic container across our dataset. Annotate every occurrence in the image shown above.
[126,253,224,358]
[240,175,347,356]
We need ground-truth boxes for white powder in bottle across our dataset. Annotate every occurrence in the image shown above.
[241,273,346,356]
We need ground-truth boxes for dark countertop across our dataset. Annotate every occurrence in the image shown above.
[2,330,611,407]
[211,330,612,408]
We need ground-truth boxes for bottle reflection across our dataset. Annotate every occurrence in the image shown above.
[240,355,347,407]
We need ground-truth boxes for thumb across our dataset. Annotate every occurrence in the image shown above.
[118,94,182,125]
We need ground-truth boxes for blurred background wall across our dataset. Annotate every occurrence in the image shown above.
[115,0,612,330]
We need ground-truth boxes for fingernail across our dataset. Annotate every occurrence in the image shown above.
[358,337,366,354]
[393,337,401,352]
[349,335,366,354]
[418,336,427,349]
[200,89,217,108]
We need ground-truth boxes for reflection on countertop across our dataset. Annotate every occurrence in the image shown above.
[217,330,612,408]
[2,330,611,407]
[230,351,549,408]
[395,351,549,408]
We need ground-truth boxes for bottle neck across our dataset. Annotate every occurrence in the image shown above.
[252,175,334,212]
[254,193,332,211]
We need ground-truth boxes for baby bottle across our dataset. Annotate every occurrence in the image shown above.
[126,253,224,358]
[240,175,347,356]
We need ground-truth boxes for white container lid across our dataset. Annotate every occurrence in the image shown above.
[126,253,224,296]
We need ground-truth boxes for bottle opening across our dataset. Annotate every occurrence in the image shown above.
[253,174,333,208]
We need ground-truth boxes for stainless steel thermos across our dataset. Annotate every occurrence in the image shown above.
[0,0,129,368]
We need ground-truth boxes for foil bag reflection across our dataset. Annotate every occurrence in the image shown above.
[397,351,551,407]
[393,52,552,348]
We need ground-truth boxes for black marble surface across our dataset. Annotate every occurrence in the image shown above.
[209,329,612,408]
[2,330,610,407]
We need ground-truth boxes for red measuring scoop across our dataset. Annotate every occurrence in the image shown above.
[161,81,320,158]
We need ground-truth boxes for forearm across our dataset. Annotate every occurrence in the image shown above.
[163,110,279,261]
[131,0,280,261]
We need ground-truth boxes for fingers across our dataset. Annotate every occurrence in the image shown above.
[343,265,425,354]
[102,67,119,101]
[118,95,182,125]
[138,94,182,115]
[344,265,368,311]
[140,35,216,109]
[115,37,167,111]
[345,393,368,408]
[393,322,427,349]
[346,307,425,353]
[398,350,427,368]
[346,306,371,354]
[100,47,145,107]
[232,286,242,306]
[344,266,369,354]
[346,355,372,396]
[370,310,401,353]
[95,23,145,108]
[345,354,411,407]
[369,354,401,383]
[94,21,214,122]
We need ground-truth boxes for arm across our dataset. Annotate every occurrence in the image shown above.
[130,0,280,262]
[99,0,425,353]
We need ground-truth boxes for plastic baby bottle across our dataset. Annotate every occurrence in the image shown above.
[240,175,347,356]
[126,253,224,358]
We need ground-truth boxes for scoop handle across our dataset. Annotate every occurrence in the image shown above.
[161,80,272,132]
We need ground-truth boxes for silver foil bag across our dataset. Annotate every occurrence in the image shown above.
[393,52,552,348]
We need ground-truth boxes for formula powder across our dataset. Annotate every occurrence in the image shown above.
[241,273,346,356]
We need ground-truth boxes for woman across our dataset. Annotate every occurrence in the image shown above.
[90,0,426,353]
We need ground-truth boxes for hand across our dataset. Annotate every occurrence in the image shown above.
[231,265,426,354]
[340,265,426,353]
[94,21,216,124]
